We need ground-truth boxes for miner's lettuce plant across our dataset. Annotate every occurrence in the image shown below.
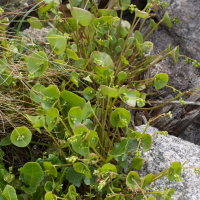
[0,0,200,199]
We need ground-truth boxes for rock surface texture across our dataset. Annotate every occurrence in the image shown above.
[128,125,200,200]
[155,0,200,61]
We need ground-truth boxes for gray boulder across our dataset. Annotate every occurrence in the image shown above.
[127,125,200,200]
[155,0,200,61]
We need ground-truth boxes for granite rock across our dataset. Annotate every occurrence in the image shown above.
[155,0,200,61]
[127,125,200,200]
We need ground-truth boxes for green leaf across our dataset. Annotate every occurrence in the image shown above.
[41,85,60,110]
[130,157,145,170]
[99,164,117,179]
[120,87,140,107]
[134,30,143,44]
[99,9,117,17]
[46,108,59,131]
[0,57,7,74]
[104,194,120,200]
[93,16,113,34]
[110,108,131,127]
[141,173,153,189]
[141,41,153,52]
[68,107,83,128]
[88,130,98,147]
[83,87,95,101]
[150,19,158,30]
[141,134,152,152]
[167,162,182,181]
[61,91,86,109]
[135,9,149,19]
[49,34,66,55]
[66,166,85,187]
[11,127,32,147]
[44,181,53,192]
[171,46,179,63]
[91,51,114,74]
[126,171,140,191]
[67,48,79,61]
[82,102,93,120]
[0,135,11,146]
[121,55,129,65]
[27,51,48,77]
[163,188,175,200]
[0,17,9,31]
[118,0,131,10]
[153,73,169,90]
[43,162,57,177]
[32,185,45,199]
[70,71,79,87]
[27,17,42,29]
[148,196,155,200]
[33,116,45,129]
[44,192,57,200]
[30,84,45,103]
[3,185,17,200]
[71,7,93,26]
[117,71,127,82]
[100,85,118,98]
[19,162,44,194]
[73,162,91,178]
[0,70,12,86]
[127,131,142,139]
[66,185,78,200]
[115,45,122,53]
[46,28,63,42]
[163,12,172,28]
[74,58,85,69]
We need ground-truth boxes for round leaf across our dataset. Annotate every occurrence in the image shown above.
[30,84,45,103]
[83,87,95,101]
[117,71,127,82]
[43,161,58,177]
[27,17,42,29]
[45,192,57,200]
[110,108,131,127]
[126,171,140,191]
[68,107,83,128]
[153,73,169,90]
[11,127,32,147]
[141,134,152,152]
[49,34,66,55]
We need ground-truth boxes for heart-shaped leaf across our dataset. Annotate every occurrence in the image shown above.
[19,162,44,194]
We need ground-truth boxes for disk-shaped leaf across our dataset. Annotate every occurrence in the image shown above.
[30,84,45,103]
[11,127,32,147]
[0,70,12,86]
[120,87,140,107]
[83,87,95,101]
[141,173,153,189]
[93,16,113,34]
[153,73,169,90]
[67,48,79,60]
[73,123,88,135]
[27,17,42,29]
[126,171,140,191]
[99,164,117,179]
[43,161,57,177]
[115,45,122,53]
[117,71,127,82]
[73,162,91,178]
[88,130,98,147]
[41,85,60,110]
[141,41,153,52]
[100,85,118,98]
[0,57,7,74]
[135,8,149,19]
[44,192,57,200]
[118,0,131,10]
[19,162,44,194]
[167,162,182,181]
[61,91,86,109]
[141,134,152,152]
[150,18,158,30]
[91,51,114,74]
[171,46,179,63]
[130,157,145,170]
[127,131,141,139]
[71,7,93,26]
[70,71,79,87]
[46,108,59,131]
[44,181,53,192]
[163,12,172,28]
[72,135,89,156]
[3,185,17,200]
[110,108,131,127]
[68,107,82,128]
[27,51,48,77]
[49,34,66,55]
[46,28,63,42]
